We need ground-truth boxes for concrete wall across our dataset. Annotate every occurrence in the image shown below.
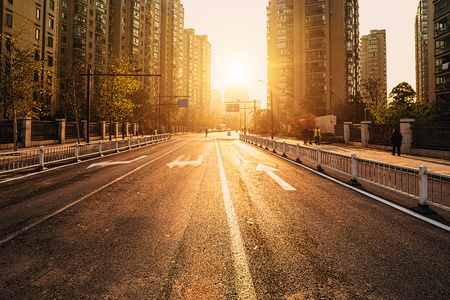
[315,115,337,134]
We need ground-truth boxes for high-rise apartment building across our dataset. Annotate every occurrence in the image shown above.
[2,0,211,128]
[415,0,435,103]
[159,0,184,99]
[182,28,211,121]
[266,0,359,130]
[57,0,110,110]
[109,0,161,97]
[359,29,387,102]
[1,0,59,112]
[433,0,450,115]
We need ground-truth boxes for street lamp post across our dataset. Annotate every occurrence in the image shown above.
[82,70,162,143]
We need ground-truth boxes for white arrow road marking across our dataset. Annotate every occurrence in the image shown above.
[256,163,296,191]
[167,155,203,169]
[87,156,147,169]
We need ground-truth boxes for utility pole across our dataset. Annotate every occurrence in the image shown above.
[82,71,162,143]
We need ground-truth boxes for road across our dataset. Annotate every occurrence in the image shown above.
[1,133,449,299]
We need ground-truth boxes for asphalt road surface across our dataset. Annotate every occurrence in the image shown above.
[1,133,449,299]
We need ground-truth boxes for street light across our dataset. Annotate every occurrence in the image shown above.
[82,69,162,143]
[258,79,274,140]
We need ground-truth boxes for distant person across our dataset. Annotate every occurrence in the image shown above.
[314,128,321,145]
[308,129,314,145]
[205,128,208,137]
[391,128,402,156]
[302,128,309,145]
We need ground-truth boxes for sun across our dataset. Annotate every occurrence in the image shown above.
[229,62,246,80]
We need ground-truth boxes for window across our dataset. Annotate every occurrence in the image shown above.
[49,18,54,29]
[50,0,55,10]
[35,29,40,40]
[62,1,68,9]
[48,56,53,67]
[6,14,12,28]
[48,37,54,47]
[36,8,41,19]
[8,0,13,4]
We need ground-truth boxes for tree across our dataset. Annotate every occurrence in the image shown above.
[369,82,437,126]
[131,88,153,133]
[302,84,326,116]
[287,113,315,138]
[57,59,86,141]
[389,81,416,105]
[360,78,386,106]
[0,33,54,150]
[97,56,141,125]
[253,108,275,135]
[334,93,367,123]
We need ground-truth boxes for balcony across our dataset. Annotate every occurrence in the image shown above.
[436,43,450,56]
[435,5,450,20]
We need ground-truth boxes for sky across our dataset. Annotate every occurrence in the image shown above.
[183,0,419,106]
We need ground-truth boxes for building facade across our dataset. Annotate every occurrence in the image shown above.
[359,29,387,103]
[1,0,212,129]
[266,0,360,130]
[1,0,60,113]
[433,0,450,115]
[415,0,435,104]
[182,28,211,123]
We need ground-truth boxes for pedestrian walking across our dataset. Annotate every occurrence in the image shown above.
[308,129,314,144]
[205,128,208,137]
[391,128,402,156]
[302,128,309,145]
[314,128,321,145]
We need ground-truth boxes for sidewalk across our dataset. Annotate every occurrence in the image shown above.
[276,137,450,176]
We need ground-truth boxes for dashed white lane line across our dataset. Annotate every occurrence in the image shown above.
[215,137,257,300]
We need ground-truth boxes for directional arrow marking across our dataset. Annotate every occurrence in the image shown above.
[87,156,147,169]
[256,163,296,191]
[167,155,203,169]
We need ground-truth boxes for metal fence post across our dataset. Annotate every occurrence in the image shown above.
[412,165,437,214]
[128,138,131,150]
[348,153,360,186]
[282,141,287,157]
[296,143,301,163]
[317,147,324,171]
[99,140,103,156]
[38,146,45,170]
[75,143,80,162]
[419,165,428,206]
[272,140,277,154]
[115,139,119,152]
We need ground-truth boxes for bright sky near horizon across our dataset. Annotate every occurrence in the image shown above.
[183,0,418,106]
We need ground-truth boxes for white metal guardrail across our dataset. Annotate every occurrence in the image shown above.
[1,134,171,174]
[240,134,450,212]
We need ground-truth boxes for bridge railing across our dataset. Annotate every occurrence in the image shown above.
[0,134,171,174]
[240,134,450,212]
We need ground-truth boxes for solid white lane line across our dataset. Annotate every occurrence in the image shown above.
[0,142,189,246]
[215,137,257,300]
